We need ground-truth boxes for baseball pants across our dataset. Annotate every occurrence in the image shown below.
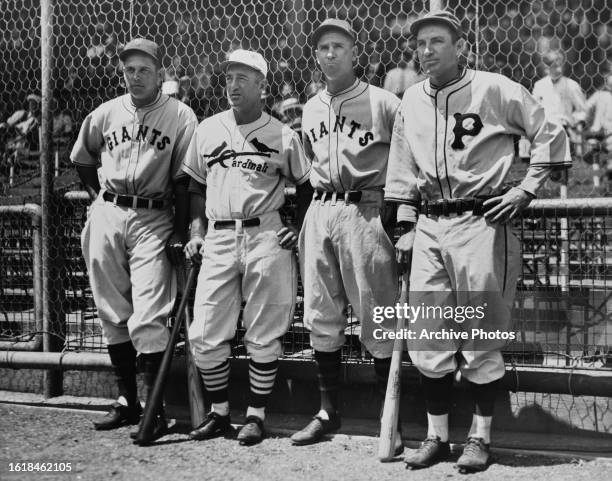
[408,213,521,384]
[189,210,297,370]
[81,195,175,353]
[298,190,399,358]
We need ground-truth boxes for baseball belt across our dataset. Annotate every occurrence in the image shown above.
[420,196,497,217]
[103,191,166,209]
[313,190,363,204]
[213,218,261,229]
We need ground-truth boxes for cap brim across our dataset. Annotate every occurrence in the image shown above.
[119,48,160,65]
[410,17,461,37]
[222,60,265,76]
[312,25,355,46]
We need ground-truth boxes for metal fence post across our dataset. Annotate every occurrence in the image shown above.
[41,0,63,398]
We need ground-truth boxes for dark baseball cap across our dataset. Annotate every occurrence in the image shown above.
[119,38,161,66]
[312,19,356,46]
[410,10,463,38]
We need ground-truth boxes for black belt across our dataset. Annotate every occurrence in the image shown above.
[103,191,166,209]
[420,196,496,217]
[314,190,363,203]
[213,218,261,229]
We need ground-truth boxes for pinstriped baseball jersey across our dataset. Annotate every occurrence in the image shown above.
[71,92,197,199]
[302,79,400,191]
[384,69,570,212]
[182,109,310,220]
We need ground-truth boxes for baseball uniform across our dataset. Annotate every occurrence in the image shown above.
[182,109,310,370]
[299,78,401,358]
[532,75,587,127]
[385,69,570,383]
[72,92,197,353]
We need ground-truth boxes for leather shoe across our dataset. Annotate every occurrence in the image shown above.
[189,412,232,441]
[456,437,490,472]
[130,414,169,445]
[290,413,341,445]
[405,435,450,469]
[237,416,265,445]
[93,402,142,430]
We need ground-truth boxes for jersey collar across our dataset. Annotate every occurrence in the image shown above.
[226,109,269,130]
[321,78,361,101]
[423,69,473,97]
[123,90,164,113]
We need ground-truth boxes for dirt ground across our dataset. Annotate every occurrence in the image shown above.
[1,404,611,481]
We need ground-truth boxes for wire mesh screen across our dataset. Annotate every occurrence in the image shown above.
[1,1,612,369]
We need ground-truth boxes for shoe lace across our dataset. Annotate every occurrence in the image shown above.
[463,437,484,455]
[420,436,441,452]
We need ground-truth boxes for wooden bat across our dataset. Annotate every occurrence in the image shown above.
[377,272,409,461]
[134,266,199,445]
[181,266,207,429]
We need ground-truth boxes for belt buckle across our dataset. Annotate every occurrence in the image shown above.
[422,200,429,216]
[330,192,337,206]
[441,199,449,216]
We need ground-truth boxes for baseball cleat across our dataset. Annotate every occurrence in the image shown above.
[93,402,142,430]
[237,415,265,446]
[130,414,168,445]
[188,412,232,441]
[404,435,450,469]
[455,437,490,473]
[290,413,341,446]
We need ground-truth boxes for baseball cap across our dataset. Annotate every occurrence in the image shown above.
[223,49,268,77]
[312,19,357,46]
[26,93,41,103]
[410,10,463,38]
[119,38,161,66]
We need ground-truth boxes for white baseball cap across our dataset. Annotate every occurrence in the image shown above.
[223,49,268,77]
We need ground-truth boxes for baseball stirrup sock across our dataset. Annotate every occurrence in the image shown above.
[140,351,165,414]
[374,357,392,396]
[200,360,230,404]
[469,379,498,417]
[107,341,138,407]
[314,349,341,416]
[421,373,453,415]
[248,359,279,409]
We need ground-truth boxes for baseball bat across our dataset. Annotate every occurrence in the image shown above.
[134,266,199,445]
[181,266,207,429]
[377,272,409,461]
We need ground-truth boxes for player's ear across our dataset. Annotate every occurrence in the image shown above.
[455,38,466,58]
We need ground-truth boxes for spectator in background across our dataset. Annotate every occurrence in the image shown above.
[532,50,587,129]
[0,93,41,150]
[383,48,421,98]
[306,69,325,99]
[586,72,612,137]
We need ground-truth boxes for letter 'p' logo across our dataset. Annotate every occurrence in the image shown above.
[451,113,483,149]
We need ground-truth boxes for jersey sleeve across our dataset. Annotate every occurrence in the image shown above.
[282,129,311,185]
[505,82,571,169]
[384,91,401,135]
[171,105,198,181]
[181,125,207,185]
[70,111,104,167]
[384,103,421,219]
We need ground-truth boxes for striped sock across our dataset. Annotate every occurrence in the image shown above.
[199,360,230,404]
[248,359,279,408]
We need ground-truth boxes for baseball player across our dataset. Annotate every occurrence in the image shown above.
[71,38,197,442]
[182,49,312,446]
[384,11,570,472]
[290,19,402,450]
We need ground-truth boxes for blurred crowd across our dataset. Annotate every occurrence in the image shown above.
[0,0,611,186]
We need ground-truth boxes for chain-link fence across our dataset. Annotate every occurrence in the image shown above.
[1,0,612,400]
[1,1,612,197]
